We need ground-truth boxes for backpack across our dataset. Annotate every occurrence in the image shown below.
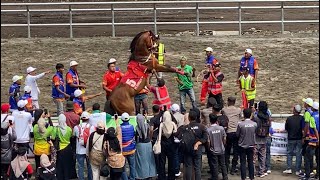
[76,123,92,147]
[180,125,196,155]
[1,134,13,164]
[255,114,271,137]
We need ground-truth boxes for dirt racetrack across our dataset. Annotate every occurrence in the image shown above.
[1,33,319,115]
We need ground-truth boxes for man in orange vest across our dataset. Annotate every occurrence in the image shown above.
[102,58,124,100]
[200,62,224,109]
[147,73,171,111]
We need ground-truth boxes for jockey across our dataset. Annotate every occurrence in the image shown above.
[19,85,33,112]
[204,47,219,66]
[237,48,259,82]
[102,58,124,100]
[200,62,224,109]
[147,74,171,111]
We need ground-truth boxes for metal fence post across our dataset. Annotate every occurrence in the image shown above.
[238,2,242,36]
[111,4,115,37]
[281,2,284,34]
[27,5,31,38]
[69,5,73,38]
[154,3,157,34]
[196,3,200,36]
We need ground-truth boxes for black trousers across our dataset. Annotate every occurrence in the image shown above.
[239,147,254,180]
[209,93,224,109]
[158,137,176,180]
[208,153,228,180]
[57,144,74,180]
[225,132,239,171]
[184,148,203,180]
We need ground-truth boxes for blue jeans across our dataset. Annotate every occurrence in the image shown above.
[121,153,136,180]
[179,88,197,113]
[265,136,271,171]
[286,140,302,171]
[76,154,93,180]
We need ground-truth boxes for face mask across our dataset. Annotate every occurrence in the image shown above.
[96,128,105,135]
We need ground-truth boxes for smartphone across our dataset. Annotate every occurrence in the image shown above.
[46,136,51,142]
[44,109,48,115]
[114,114,118,119]
[163,105,167,111]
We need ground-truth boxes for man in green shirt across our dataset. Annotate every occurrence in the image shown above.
[175,56,197,114]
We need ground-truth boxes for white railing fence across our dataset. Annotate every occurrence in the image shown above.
[1,0,319,38]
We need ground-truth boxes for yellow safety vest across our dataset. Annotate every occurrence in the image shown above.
[240,75,256,100]
[158,43,165,65]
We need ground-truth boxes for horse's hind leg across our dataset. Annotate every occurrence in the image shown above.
[111,100,136,116]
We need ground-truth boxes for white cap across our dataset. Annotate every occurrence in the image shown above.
[80,111,90,119]
[170,104,180,112]
[26,67,37,74]
[121,112,130,121]
[204,47,213,52]
[24,86,31,93]
[17,100,28,108]
[12,75,23,82]
[70,60,79,67]
[303,98,313,107]
[294,104,302,113]
[74,89,83,97]
[245,48,252,55]
[108,58,117,64]
[313,102,319,110]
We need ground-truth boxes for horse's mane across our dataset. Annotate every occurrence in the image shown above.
[129,30,155,54]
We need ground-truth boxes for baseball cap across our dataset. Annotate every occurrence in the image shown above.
[80,111,90,119]
[313,102,319,110]
[17,100,28,108]
[12,75,23,82]
[302,98,313,107]
[108,58,117,64]
[74,89,82,97]
[245,49,252,55]
[70,60,79,67]
[121,112,130,121]
[204,47,213,52]
[1,103,10,112]
[180,56,187,61]
[170,104,180,112]
[26,67,37,74]
[66,101,74,110]
[24,86,31,93]
[294,104,302,113]
[213,62,222,67]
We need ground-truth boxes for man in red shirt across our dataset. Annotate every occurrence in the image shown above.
[102,58,124,100]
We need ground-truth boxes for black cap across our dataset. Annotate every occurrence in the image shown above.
[208,97,217,107]
[17,147,28,156]
[214,62,221,67]
[227,96,236,102]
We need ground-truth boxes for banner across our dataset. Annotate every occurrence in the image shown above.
[270,122,287,156]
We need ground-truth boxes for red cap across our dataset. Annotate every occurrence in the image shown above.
[1,103,10,112]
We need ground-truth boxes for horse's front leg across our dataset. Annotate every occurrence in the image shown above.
[154,64,185,75]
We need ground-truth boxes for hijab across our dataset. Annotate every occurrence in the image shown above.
[106,127,121,153]
[40,154,51,168]
[136,114,149,141]
[37,118,47,136]
[10,147,29,178]
[33,109,44,127]
[161,111,177,138]
[58,114,67,136]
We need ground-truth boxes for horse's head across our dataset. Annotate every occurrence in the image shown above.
[130,30,156,58]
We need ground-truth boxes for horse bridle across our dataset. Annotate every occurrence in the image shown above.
[140,34,157,70]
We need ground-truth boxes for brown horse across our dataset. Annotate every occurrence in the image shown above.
[107,30,185,115]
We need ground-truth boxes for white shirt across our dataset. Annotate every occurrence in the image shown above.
[12,110,32,143]
[89,112,106,128]
[1,113,15,135]
[73,122,95,155]
[25,73,45,100]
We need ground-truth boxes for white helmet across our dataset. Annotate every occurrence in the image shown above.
[74,89,83,97]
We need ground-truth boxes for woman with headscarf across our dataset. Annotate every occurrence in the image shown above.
[1,121,16,179]
[158,111,178,180]
[33,118,55,170]
[135,114,157,179]
[36,140,57,179]
[86,120,108,180]
[32,109,53,127]
[54,114,73,180]
[105,117,125,180]
[7,146,33,179]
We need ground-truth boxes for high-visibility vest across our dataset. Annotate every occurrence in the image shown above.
[158,43,165,65]
[208,72,223,95]
[240,75,256,100]
[152,86,171,109]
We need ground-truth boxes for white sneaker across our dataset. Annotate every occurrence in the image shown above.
[296,170,304,176]
[264,173,268,176]
[175,171,181,177]
[259,174,265,178]
[283,169,292,174]
[267,170,271,174]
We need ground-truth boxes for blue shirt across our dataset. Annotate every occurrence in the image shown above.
[9,83,21,110]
